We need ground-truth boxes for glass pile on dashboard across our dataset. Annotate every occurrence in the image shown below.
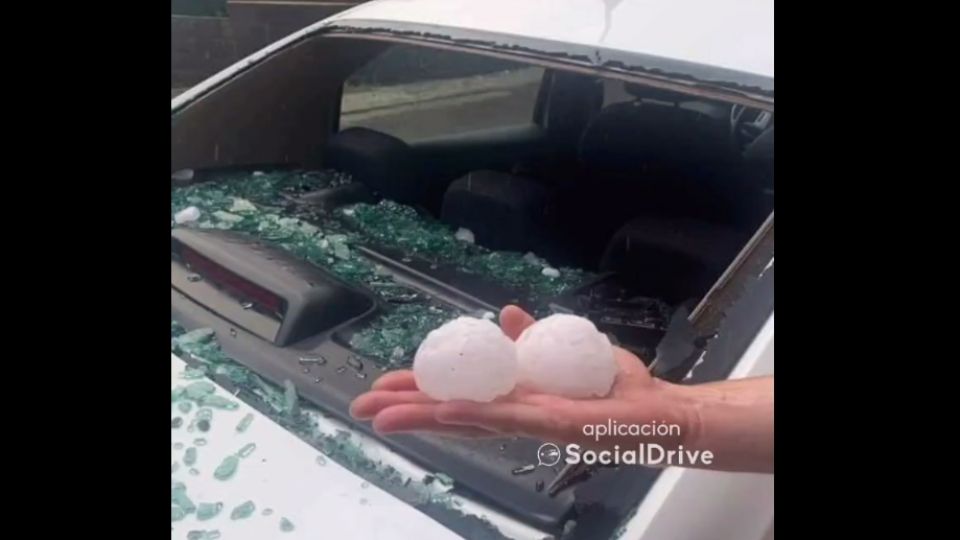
[171,169,592,366]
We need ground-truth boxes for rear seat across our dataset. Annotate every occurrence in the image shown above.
[440,170,551,253]
[323,127,424,206]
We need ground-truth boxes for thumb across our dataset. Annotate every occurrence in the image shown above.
[499,305,536,341]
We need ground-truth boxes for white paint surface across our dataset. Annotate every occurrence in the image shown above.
[616,314,774,540]
[329,0,774,78]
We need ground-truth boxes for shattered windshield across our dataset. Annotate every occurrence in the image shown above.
[171,169,603,538]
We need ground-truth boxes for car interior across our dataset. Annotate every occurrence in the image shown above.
[171,37,774,538]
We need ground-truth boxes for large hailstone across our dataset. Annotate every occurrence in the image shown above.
[516,314,617,398]
[413,317,518,402]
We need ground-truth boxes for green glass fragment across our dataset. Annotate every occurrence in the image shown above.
[200,394,239,410]
[214,455,239,480]
[172,386,186,402]
[176,328,216,347]
[235,413,254,433]
[184,447,197,466]
[187,531,220,540]
[194,438,207,446]
[185,382,216,401]
[180,367,207,380]
[178,401,193,414]
[172,417,183,429]
[238,443,257,458]
[189,468,200,476]
[197,502,223,521]
[434,473,454,487]
[172,506,186,522]
[171,483,196,513]
[230,500,256,520]
[283,380,299,417]
[280,517,295,532]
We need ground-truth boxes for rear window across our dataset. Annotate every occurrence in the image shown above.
[339,45,545,142]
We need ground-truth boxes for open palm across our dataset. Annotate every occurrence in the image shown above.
[350,305,693,450]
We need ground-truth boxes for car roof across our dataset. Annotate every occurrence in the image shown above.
[326,0,773,86]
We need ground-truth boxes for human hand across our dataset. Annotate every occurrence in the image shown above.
[350,305,696,450]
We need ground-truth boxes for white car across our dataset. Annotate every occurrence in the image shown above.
[171,1,774,539]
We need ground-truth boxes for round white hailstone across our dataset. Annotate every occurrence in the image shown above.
[174,206,201,224]
[516,314,617,398]
[454,227,475,244]
[414,317,517,402]
[541,267,560,278]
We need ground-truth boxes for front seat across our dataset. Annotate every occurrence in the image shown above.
[599,216,749,304]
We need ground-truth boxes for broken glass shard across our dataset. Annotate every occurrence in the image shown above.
[315,455,327,466]
[197,502,223,521]
[184,447,197,466]
[283,380,299,416]
[174,442,184,450]
[176,328,215,348]
[360,481,369,489]
[347,356,363,371]
[172,387,186,402]
[262,508,274,516]
[511,464,536,475]
[214,455,239,480]
[197,420,211,432]
[235,413,254,433]
[180,367,207,380]
[196,408,213,421]
[172,417,183,429]
[172,506,186,522]
[189,468,200,476]
[187,274,203,283]
[185,381,216,401]
[194,438,207,446]
[535,480,544,492]
[280,518,295,532]
[434,473,454,487]
[200,395,239,410]
[229,328,237,338]
[178,401,193,414]
[230,501,256,520]
[240,301,254,310]
[238,443,257,458]
[314,377,323,383]
[171,483,196,513]
[172,462,180,473]
[335,366,346,374]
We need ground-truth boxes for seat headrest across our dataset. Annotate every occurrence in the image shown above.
[578,102,736,177]
[324,127,422,205]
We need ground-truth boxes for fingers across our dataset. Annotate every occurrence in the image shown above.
[435,400,572,441]
[499,305,536,341]
[371,370,417,391]
[371,403,499,438]
[350,390,437,419]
